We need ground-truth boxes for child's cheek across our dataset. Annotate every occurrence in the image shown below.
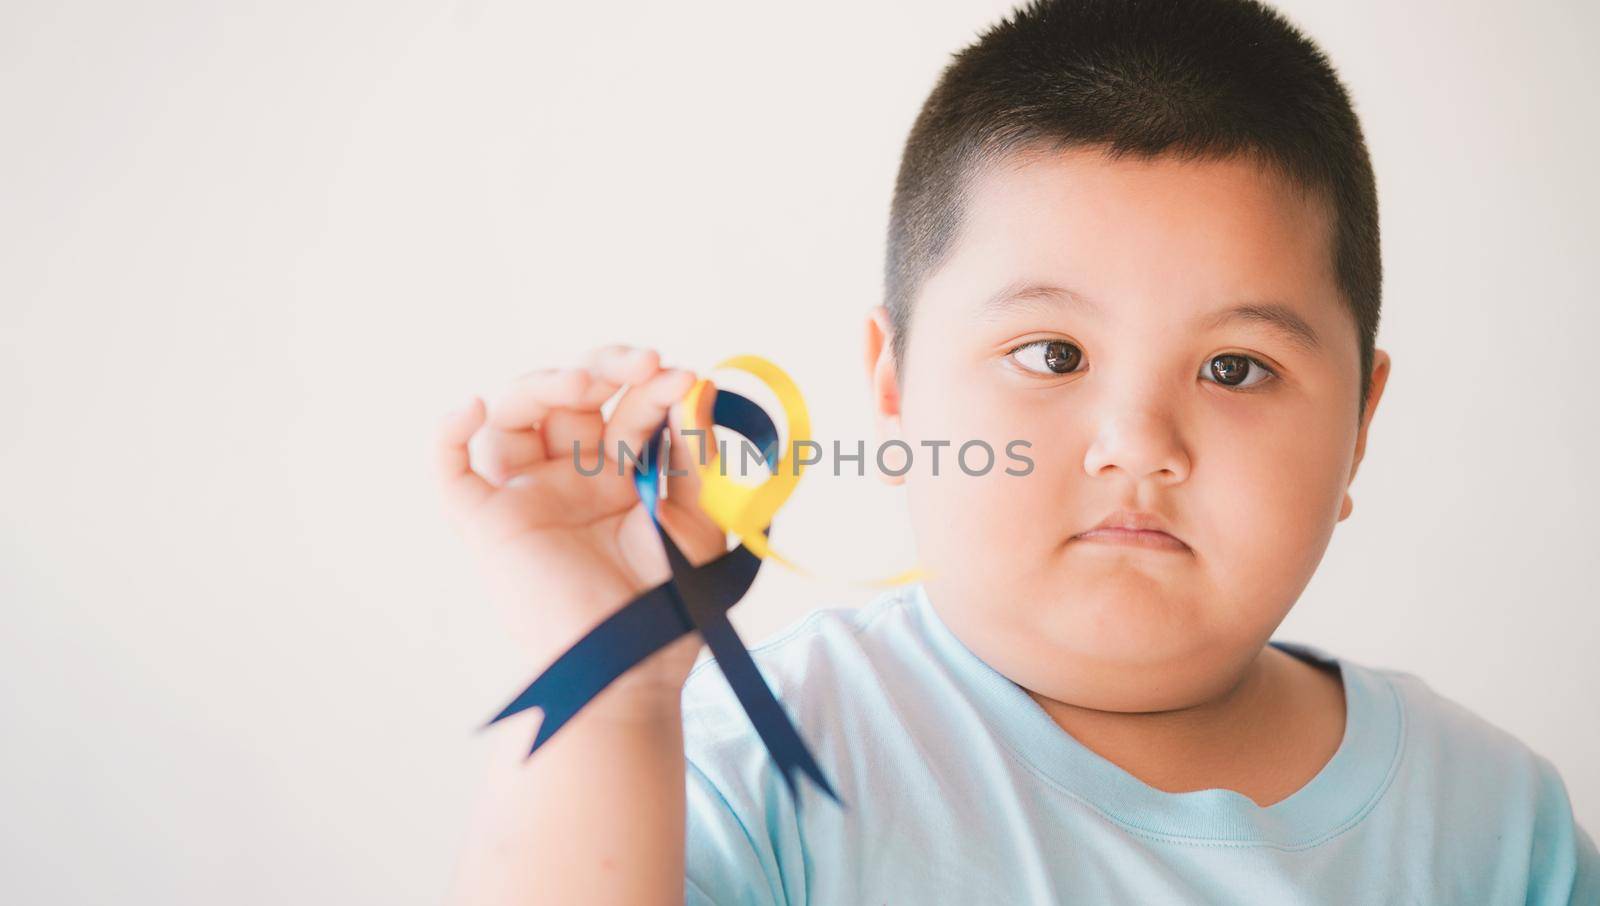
[1193,411,1351,626]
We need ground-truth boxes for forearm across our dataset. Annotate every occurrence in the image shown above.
[447,682,687,906]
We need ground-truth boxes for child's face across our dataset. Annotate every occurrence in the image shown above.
[867,147,1390,711]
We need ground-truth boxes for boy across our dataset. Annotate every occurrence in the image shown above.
[435,0,1598,902]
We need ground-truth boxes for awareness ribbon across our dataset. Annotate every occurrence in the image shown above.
[485,355,926,809]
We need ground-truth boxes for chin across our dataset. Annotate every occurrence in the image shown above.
[1029,583,1208,666]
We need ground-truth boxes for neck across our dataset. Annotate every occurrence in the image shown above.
[1023,645,1344,807]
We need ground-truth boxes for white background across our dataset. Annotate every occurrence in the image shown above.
[3,1,1596,902]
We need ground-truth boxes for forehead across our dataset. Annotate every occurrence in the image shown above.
[931,146,1342,329]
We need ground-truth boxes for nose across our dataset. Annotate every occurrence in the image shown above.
[1081,407,1191,487]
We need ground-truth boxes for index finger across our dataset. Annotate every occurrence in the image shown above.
[487,345,666,430]
[484,368,591,431]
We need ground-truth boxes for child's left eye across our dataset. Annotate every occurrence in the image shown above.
[1202,353,1276,390]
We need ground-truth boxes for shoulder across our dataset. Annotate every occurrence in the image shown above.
[1335,656,1599,902]
[1278,639,1556,785]
[1369,661,1559,785]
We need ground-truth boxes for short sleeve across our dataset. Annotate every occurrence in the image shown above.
[1525,754,1600,906]
[684,755,784,906]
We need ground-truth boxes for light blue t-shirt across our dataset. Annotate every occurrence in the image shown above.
[681,582,1598,904]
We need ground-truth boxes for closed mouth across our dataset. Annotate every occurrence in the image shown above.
[1071,527,1190,552]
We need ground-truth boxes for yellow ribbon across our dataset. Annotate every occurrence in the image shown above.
[683,355,929,589]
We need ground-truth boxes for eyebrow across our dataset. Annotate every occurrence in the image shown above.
[1200,303,1322,353]
[979,282,1322,354]
[978,282,1101,320]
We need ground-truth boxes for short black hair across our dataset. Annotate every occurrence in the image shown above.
[885,0,1381,419]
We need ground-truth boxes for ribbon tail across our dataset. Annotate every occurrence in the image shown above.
[694,609,845,810]
[485,582,696,757]
[655,511,841,806]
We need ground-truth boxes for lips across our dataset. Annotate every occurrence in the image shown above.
[1072,509,1189,551]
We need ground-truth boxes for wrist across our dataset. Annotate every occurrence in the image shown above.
[582,675,686,725]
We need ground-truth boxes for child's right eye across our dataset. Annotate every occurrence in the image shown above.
[1008,339,1084,376]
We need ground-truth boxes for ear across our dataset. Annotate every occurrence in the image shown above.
[865,305,907,486]
[1339,347,1391,522]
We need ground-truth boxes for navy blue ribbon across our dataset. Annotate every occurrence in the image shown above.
[485,389,844,809]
